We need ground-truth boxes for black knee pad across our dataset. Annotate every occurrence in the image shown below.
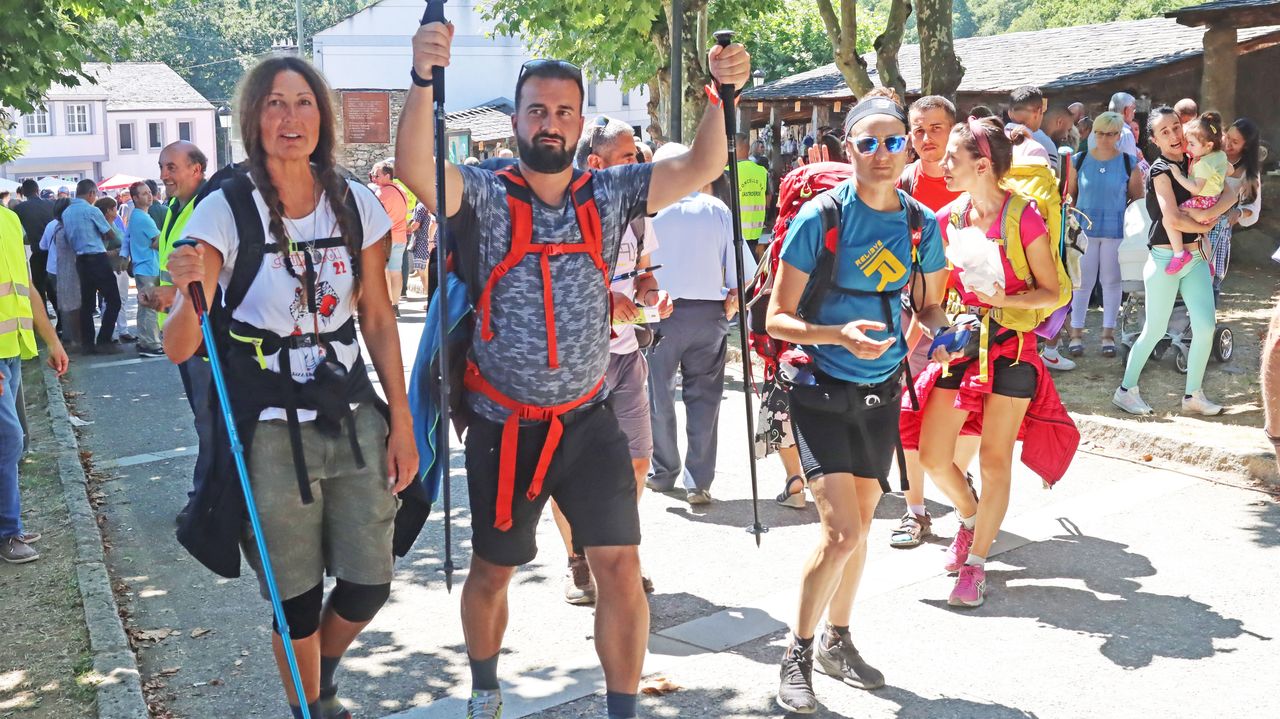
[274,583,323,639]
[329,580,391,623]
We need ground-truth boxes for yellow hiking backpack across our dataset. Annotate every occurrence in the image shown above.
[948,190,1072,337]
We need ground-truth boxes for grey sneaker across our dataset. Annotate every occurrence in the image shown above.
[1112,386,1155,416]
[815,626,884,690]
[0,536,39,564]
[564,555,596,606]
[776,640,817,714]
[466,689,503,719]
[1182,390,1224,416]
[686,489,712,505]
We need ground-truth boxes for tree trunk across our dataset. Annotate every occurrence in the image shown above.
[916,0,964,100]
[874,0,912,98]
[679,0,710,141]
[816,0,873,97]
[649,14,671,142]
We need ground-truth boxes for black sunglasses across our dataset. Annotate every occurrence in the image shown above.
[518,59,583,83]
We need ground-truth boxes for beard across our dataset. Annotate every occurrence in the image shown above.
[517,131,574,173]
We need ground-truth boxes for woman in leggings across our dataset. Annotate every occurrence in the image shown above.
[1112,107,1233,417]
[1067,111,1145,357]
[165,56,418,718]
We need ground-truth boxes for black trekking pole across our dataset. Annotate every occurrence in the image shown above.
[713,30,766,545]
[421,0,455,592]
[171,239,311,718]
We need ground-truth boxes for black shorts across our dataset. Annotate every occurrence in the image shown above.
[788,373,902,493]
[934,355,1038,399]
[465,402,640,567]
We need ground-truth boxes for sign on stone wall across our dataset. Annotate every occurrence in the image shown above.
[342,92,391,145]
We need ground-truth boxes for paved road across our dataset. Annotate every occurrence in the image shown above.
[62,295,1280,718]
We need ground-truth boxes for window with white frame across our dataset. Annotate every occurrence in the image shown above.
[118,122,136,151]
[23,107,50,136]
[147,121,164,149]
[587,81,598,108]
[621,88,630,107]
[66,104,90,134]
[178,120,193,142]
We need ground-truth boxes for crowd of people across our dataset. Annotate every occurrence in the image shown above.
[0,19,1275,719]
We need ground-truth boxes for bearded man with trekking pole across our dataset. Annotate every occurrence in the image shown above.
[396,9,750,717]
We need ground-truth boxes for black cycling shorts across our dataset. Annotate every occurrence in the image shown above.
[788,373,902,493]
[934,355,1038,399]
[465,402,640,567]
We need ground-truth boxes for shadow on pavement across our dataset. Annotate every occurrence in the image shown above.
[664,497,818,530]
[923,521,1254,669]
[1248,499,1280,548]
[339,631,471,715]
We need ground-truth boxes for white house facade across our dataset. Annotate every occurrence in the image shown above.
[2,63,216,182]
[314,0,652,151]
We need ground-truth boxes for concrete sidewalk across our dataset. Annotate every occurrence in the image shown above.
[55,297,1280,718]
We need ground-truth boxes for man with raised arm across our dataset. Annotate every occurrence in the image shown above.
[395,20,750,719]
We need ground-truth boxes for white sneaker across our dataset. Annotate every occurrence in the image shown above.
[1040,349,1077,371]
[1112,386,1155,416]
[1182,390,1224,416]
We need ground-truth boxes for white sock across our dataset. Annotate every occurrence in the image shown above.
[965,554,986,567]
[958,513,977,530]
[907,504,926,518]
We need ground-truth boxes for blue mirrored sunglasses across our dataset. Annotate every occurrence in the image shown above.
[851,134,909,155]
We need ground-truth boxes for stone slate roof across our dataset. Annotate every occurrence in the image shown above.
[55,63,214,111]
[446,98,515,142]
[743,16,1280,102]
[1170,0,1280,22]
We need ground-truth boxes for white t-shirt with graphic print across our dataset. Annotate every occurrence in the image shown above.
[610,217,659,355]
[183,178,392,421]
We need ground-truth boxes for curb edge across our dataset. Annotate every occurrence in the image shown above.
[41,361,150,719]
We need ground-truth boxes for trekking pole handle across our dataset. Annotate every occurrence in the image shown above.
[713,30,736,109]
[421,0,447,104]
[171,239,208,319]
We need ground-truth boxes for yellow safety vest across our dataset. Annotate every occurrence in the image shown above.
[157,185,203,326]
[735,159,769,241]
[394,179,418,223]
[0,207,37,361]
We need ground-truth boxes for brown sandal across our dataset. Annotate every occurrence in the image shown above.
[889,511,933,548]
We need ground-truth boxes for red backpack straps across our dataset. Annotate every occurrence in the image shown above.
[477,167,608,369]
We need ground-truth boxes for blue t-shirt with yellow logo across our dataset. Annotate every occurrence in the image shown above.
[780,181,945,384]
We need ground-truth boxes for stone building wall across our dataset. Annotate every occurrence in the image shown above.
[335,89,407,178]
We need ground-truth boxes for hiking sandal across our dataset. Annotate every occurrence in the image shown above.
[775,475,806,509]
[889,511,932,548]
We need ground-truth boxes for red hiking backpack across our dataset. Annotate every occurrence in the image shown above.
[745,162,853,374]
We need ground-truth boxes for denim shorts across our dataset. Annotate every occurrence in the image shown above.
[386,243,408,271]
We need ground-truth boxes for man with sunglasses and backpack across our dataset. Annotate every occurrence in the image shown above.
[398,21,750,719]
[765,90,951,714]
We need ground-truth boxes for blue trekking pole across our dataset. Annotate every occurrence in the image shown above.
[420,0,456,592]
[172,238,312,718]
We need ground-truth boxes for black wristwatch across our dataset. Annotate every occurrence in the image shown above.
[410,68,432,87]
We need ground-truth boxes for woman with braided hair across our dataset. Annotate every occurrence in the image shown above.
[163,56,418,719]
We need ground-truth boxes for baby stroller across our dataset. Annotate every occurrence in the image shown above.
[1116,200,1233,373]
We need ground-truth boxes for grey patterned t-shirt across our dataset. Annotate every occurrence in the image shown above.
[452,163,653,423]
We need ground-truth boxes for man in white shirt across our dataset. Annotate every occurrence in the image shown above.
[646,142,755,505]
[1006,85,1059,169]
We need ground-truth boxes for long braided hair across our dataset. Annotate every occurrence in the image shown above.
[235,55,361,292]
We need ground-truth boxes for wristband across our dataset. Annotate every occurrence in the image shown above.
[703,84,741,109]
[410,68,432,87]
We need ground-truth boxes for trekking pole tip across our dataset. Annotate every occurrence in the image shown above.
[746,523,768,546]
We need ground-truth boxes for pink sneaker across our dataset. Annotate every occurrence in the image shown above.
[943,525,974,573]
[1164,251,1192,275]
[949,564,987,607]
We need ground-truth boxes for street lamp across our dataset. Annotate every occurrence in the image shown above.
[752,69,766,88]
[217,104,233,167]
